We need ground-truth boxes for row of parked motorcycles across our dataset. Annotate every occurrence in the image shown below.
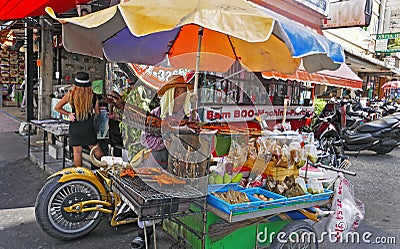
[300,98,400,162]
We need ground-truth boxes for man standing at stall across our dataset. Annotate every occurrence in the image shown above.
[140,75,196,169]
[131,75,196,249]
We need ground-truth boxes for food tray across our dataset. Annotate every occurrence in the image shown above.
[242,188,287,209]
[110,173,203,219]
[207,186,262,215]
[307,188,334,202]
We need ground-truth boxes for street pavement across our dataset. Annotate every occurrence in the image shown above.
[0,106,399,248]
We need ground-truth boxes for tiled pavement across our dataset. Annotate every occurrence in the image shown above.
[0,106,24,133]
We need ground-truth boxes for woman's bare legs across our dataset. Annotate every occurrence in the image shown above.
[73,144,103,167]
[72,146,83,166]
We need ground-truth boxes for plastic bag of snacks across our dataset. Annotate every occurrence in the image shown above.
[325,176,365,242]
[304,144,318,164]
[288,141,302,169]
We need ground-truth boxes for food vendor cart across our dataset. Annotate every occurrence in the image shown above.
[107,104,352,248]
[158,128,339,249]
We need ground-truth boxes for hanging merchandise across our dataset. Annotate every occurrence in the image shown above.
[0,50,25,84]
[0,29,16,47]
[325,176,365,242]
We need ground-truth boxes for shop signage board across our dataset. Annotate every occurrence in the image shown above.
[294,0,329,16]
[202,105,314,123]
[375,32,400,53]
[321,0,372,29]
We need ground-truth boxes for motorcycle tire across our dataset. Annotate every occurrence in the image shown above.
[35,176,103,240]
[319,136,343,167]
[269,220,318,249]
[372,139,397,154]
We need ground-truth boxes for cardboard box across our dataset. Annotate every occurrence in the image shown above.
[49,144,62,159]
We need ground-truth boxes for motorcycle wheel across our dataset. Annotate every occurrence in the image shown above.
[35,176,103,240]
[269,220,318,249]
[373,146,395,154]
[319,136,343,167]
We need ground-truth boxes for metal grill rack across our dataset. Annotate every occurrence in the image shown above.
[110,173,206,220]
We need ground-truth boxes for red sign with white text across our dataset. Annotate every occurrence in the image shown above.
[202,105,314,122]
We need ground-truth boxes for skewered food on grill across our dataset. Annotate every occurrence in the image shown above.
[135,167,161,175]
[151,174,187,186]
[120,169,136,178]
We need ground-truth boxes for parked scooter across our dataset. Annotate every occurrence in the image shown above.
[297,106,345,168]
[345,99,376,129]
[372,101,398,117]
[315,99,400,154]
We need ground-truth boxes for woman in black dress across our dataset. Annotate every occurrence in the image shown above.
[55,71,103,167]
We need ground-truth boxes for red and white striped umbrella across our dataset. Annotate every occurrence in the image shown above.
[381,81,400,89]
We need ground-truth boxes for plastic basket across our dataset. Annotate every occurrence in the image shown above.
[207,187,262,215]
[207,183,241,193]
[242,188,287,210]
[307,188,334,202]
[284,193,312,205]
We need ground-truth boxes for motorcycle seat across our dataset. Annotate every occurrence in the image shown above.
[343,130,374,144]
[362,107,374,113]
[356,118,397,133]
[384,113,400,121]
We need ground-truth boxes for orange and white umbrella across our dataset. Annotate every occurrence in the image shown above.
[46,0,344,75]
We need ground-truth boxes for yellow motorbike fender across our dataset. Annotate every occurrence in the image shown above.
[48,167,108,200]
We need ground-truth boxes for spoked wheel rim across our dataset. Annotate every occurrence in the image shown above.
[47,180,101,234]
[279,228,317,249]
[319,137,338,167]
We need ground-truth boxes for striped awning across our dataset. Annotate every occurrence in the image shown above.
[262,63,362,89]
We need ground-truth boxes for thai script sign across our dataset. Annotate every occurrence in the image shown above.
[375,32,400,53]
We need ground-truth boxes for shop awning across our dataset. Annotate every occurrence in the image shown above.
[262,63,363,90]
[0,0,92,21]
[130,62,362,91]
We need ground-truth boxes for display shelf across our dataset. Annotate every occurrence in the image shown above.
[28,120,70,169]
[207,199,329,223]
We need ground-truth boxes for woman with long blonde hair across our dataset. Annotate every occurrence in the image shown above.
[55,72,103,167]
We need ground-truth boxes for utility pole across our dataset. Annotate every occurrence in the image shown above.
[26,23,34,122]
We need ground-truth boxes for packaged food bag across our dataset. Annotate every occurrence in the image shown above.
[304,144,318,164]
[325,176,365,242]
[288,141,302,168]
